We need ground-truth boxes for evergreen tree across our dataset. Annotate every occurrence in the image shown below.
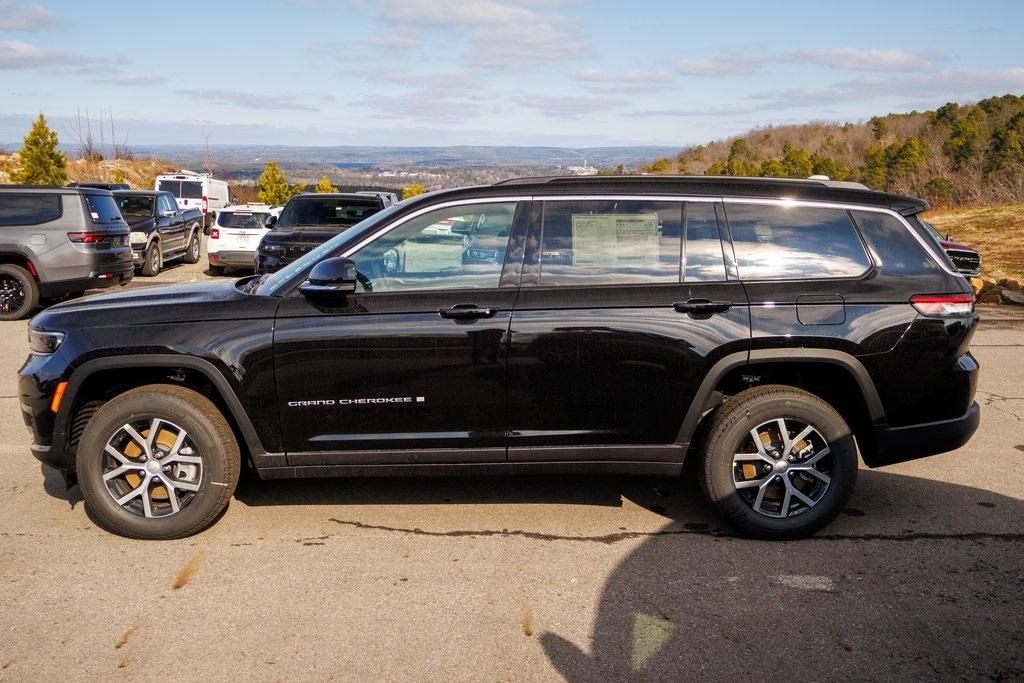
[314,175,338,193]
[781,143,813,178]
[257,161,299,204]
[758,158,786,178]
[11,113,66,186]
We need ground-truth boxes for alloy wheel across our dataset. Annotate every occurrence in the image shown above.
[0,273,26,316]
[101,418,203,518]
[732,417,833,518]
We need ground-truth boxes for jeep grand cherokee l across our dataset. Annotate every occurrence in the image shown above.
[20,176,980,540]
[0,185,132,320]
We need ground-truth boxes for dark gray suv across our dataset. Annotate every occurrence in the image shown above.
[0,185,133,320]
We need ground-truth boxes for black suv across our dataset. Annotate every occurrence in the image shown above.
[255,192,387,273]
[20,176,980,540]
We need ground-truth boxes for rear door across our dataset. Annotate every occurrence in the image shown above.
[506,198,750,463]
[273,199,529,465]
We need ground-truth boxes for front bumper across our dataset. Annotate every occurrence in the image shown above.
[863,401,981,468]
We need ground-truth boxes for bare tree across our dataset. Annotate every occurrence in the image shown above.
[203,135,214,175]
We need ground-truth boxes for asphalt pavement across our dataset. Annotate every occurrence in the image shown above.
[1,248,1022,680]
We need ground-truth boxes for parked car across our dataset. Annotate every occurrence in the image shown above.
[21,176,980,540]
[354,190,399,206]
[0,185,132,320]
[207,203,280,274]
[255,193,387,273]
[154,171,230,233]
[114,191,203,276]
[922,220,982,276]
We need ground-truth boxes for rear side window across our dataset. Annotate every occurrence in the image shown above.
[684,202,727,282]
[0,193,61,226]
[725,203,871,280]
[84,194,123,224]
[851,211,942,275]
[157,180,179,195]
[539,200,681,286]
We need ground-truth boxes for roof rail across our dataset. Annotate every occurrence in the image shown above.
[492,174,870,191]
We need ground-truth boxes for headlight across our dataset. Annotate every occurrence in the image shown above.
[129,231,147,245]
[28,328,65,355]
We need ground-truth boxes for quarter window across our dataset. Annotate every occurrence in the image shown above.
[538,200,681,286]
[725,203,871,280]
[0,193,61,226]
[350,202,517,292]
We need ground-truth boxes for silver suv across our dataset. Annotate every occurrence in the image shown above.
[0,185,133,320]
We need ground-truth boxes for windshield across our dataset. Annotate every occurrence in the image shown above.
[84,194,123,224]
[251,201,406,296]
[276,196,381,230]
[115,195,154,220]
[218,211,269,229]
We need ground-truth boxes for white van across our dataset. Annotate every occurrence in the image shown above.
[206,203,280,274]
[154,170,231,233]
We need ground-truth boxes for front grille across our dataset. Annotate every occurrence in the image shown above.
[284,243,319,259]
[946,249,981,275]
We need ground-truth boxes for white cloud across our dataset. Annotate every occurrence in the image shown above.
[519,93,627,117]
[94,74,169,87]
[0,40,98,69]
[178,89,320,112]
[677,48,943,77]
[676,56,761,77]
[352,91,483,124]
[0,1,56,31]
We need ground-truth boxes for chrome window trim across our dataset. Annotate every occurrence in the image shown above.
[332,193,960,280]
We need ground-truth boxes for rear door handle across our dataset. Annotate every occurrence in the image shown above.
[673,299,732,316]
[439,304,497,320]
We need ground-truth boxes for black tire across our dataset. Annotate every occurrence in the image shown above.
[208,264,225,276]
[699,385,858,540]
[0,263,40,321]
[141,243,160,276]
[75,384,240,540]
[182,229,201,264]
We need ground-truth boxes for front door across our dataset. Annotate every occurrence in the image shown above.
[506,199,750,462]
[273,200,528,466]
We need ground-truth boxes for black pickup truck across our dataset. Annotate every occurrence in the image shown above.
[113,191,203,276]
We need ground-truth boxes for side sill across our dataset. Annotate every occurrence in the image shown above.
[255,461,683,480]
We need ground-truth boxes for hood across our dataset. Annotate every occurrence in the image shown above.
[263,225,357,241]
[30,280,277,330]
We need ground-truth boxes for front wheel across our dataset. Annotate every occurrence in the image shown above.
[141,243,161,276]
[76,385,240,539]
[699,385,858,539]
[0,264,39,320]
[182,229,201,264]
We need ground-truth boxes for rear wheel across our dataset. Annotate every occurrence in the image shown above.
[0,264,39,321]
[76,385,240,539]
[141,243,161,276]
[208,264,225,276]
[699,385,858,539]
[182,229,201,264]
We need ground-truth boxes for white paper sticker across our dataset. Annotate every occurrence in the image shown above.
[90,212,100,220]
[571,213,660,268]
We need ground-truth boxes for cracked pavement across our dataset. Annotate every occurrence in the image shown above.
[0,299,1022,680]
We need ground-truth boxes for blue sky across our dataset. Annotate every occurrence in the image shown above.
[1,0,1023,148]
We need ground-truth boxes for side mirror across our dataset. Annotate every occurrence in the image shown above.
[161,210,176,217]
[265,215,278,228]
[945,233,954,241]
[299,257,357,299]
[450,221,471,235]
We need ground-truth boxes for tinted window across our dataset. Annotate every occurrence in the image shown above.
[539,200,681,286]
[115,195,154,220]
[351,202,516,292]
[218,212,270,230]
[852,211,941,275]
[278,197,382,230]
[157,195,176,213]
[84,194,123,224]
[725,203,871,280]
[0,193,61,226]
[684,202,726,282]
[157,180,179,195]
[179,181,203,199]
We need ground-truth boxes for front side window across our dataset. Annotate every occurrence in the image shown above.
[538,200,681,286]
[157,195,176,214]
[725,203,871,280]
[350,202,517,293]
[0,193,60,226]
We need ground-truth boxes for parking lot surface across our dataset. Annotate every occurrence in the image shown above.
[1,253,1022,680]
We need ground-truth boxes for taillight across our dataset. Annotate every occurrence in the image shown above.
[911,293,975,316]
[67,232,108,244]
[202,195,208,213]
[210,228,220,239]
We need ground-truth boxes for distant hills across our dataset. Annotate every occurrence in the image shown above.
[641,94,1024,206]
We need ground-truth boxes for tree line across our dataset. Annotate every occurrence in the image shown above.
[636,93,1024,206]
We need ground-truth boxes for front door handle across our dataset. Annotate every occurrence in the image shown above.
[439,304,497,320]
[673,299,732,316]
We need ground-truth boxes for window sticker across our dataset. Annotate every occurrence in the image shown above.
[571,213,661,268]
